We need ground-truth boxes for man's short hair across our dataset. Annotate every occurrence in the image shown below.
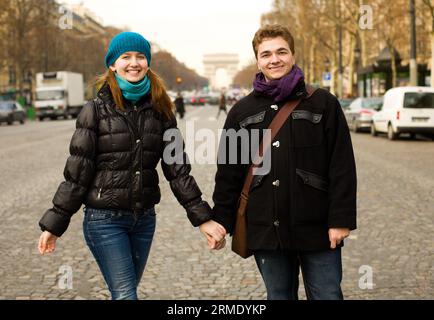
[252,25,295,58]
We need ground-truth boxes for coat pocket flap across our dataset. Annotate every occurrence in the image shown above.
[239,111,266,128]
[292,110,322,124]
[296,168,328,192]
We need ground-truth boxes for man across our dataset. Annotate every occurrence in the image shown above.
[211,25,357,300]
[216,91,228,118]
[174,92,185,119]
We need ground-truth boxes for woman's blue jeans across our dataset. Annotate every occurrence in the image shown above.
[254,248,343,300]
[83,207,156,300]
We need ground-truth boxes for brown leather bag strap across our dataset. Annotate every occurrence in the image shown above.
[240,85,317,197]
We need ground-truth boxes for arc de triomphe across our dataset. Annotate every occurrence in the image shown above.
[203,53,239,89]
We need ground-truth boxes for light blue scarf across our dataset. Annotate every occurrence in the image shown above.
[115,73,150,104]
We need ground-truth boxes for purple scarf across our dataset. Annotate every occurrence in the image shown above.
[253,65,305,102]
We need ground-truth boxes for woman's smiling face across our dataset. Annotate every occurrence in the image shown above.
[109,51,148,83]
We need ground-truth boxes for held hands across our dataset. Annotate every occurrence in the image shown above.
[328,228,350,249]
[38,231,58,255]
[199,220,227,250]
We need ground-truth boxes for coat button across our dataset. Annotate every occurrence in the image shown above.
[135,171,140,175]
[272,141,280,147]
[272,180,280,187]
[273,220,280,227]
[136,139,141,144]
[304,177,309,183]
[271,104,278,110]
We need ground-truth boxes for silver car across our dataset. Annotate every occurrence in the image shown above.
[345,97,383,132]
[0,101,26,125]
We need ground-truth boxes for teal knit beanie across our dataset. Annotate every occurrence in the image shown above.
[105,32,152,68]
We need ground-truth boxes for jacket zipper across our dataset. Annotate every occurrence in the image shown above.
[97,174,106,198]
[113,105,146,208]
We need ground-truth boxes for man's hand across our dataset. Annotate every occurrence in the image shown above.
[328,228,350,249]
[38,231,58,254]
[199,220,227,250]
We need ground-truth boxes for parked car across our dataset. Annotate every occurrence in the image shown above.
[345,97,383,132]
[0,101,26,125]
[371,86,434,140]
[190,95,206,106]
[338,98,355,111]
[204,92,220,105]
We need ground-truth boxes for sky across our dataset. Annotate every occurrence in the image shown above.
[62,0,274,76]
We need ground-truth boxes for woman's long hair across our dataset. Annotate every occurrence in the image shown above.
[95,69,174,120]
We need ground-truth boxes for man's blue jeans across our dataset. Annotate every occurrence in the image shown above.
[254,248,343,300]
[83,207,156,300]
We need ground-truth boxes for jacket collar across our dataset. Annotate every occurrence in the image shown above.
[97,82,152,110]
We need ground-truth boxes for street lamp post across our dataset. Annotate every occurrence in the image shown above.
[338,27,343,98]
[354,47,361,97]
[323,58,331,90]
[325,58,330,71]
[409,0,418,86]
[337,0,344,98]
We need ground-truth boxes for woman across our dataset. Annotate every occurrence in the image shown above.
[38,32,226,300]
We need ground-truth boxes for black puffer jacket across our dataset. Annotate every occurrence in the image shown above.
[39,84,212,237]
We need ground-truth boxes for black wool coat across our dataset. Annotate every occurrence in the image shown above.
[212,83,357,251]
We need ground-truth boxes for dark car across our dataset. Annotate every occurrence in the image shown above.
[189,95,206,106]
[0,101,26,125]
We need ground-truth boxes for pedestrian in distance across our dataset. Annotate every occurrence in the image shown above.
[211,25,357,300]
[216,91,228,119]
[37,31,226,300]
[174,91,185,119]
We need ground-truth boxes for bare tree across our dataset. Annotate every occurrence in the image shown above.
[1,0,45,94]
[260,0,431,96]
[422,0,434,87]
[233,62,258,89]
[152,51,208,90]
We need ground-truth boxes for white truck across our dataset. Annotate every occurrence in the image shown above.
[35,71,84,120]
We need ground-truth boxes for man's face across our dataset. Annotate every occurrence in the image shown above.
[257,36,295,81]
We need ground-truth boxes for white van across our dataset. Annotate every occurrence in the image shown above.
[371,86,434,140]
